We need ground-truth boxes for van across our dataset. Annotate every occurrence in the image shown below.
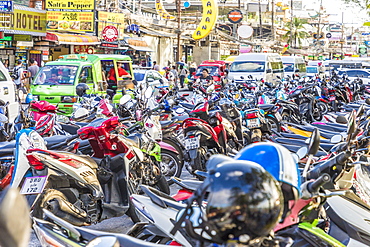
[30,54,134,115]
[0,61,19,124]
[229,53,284,86]
[281,56,307,78]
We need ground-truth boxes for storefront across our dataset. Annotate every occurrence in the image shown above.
[124,39,153,68]
[0,5,47,70]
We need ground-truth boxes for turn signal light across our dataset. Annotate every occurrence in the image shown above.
[26,154,45,170]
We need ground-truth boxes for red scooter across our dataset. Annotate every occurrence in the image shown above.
[182,101,228,179]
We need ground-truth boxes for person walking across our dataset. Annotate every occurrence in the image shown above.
[26,59,39,91]
[179,65,188,88]
[163,67,175,89]
[152,61,160,71]
[171,65,179,88]
[12,60,26,101]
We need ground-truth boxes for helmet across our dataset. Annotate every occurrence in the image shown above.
[235,142,300,220]
[76,83,90,97]
[204,160,283,244]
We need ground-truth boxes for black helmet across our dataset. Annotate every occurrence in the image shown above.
[173,158,284,245]
[76,83,90,97]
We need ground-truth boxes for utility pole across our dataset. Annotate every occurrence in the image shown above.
[258,0,262,37]
[176,0,181,63]
[271,0,274,41]
[290,0,293,47]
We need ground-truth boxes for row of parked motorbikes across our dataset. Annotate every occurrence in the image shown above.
[1,72,370,246]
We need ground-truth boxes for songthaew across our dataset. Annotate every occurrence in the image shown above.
[29,54,134,115]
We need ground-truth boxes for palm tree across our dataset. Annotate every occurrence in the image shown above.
[283,17,308,48]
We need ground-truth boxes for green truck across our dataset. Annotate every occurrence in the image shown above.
[30,54,134,115]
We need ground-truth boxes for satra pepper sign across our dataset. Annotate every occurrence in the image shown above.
[192,0,218,40]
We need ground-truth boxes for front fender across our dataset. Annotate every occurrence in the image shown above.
[159,141,179,154]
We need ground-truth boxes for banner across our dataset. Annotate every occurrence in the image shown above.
[0,6,46,33]
[46,12,94,32]
[155,0,175,20]
[98,11,125,40]
[192,0,218,40]
[46,0,94,11]
[46,0,94,32]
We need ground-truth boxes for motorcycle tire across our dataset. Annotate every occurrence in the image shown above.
[316,102,328,115]
[160,149,182,185]
[162,138,184,166]
[266,116,281,133]
[154,174,170,195]
[281,111,291,123]
[193,148,207,181]
[126,199,140,223]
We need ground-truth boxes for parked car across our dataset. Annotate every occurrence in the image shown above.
[133,69,169,87]
[0,61,19,124]
[337,69,370,84]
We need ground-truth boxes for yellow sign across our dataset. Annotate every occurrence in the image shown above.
[98,12,125,40]
[0,7,46,33]
[192,0,218,40]
[155,0,175,20]
[46,12,94,32]
[46,0,94,11]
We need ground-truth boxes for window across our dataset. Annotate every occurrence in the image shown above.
[33,65,78,85]
[230,61,265,73]
[153,71,162,80]
[296,63,306,73]
[195,66,220,76]
[0,70,7,81]
[79,66,93,83]
[283,63,294,72]
[271,61,283,72]
[306,67,318,73]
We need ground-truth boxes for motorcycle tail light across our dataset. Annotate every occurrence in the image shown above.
[189,135,195,138]
[26,153,45,170]
[145,123,154,128]
[246,112,258,119]
[126,150,135,160]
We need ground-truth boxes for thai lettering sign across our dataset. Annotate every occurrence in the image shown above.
[155,0,175,20]
[46,0,94,32]
[98,11,125,40]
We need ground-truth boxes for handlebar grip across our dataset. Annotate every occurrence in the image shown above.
[307,151,351,179]
[308,173,330,193]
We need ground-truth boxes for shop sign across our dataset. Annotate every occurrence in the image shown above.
[192,0,218,40]
[46,0,94,32]
[30,50,42,54]
[102,25,118,42]
[14,34,31,41]
[0,1,13,13]
[227,9,243,24]
[0,6,46,33]
[98,11,125,39]
[74,45,94,54]
[155,0,175,20]
[0,35,11,40]
[101,42,118,48]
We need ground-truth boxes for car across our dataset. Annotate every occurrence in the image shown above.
[0,61,19,124]
[337,69,370,84]
[133,69,169,87]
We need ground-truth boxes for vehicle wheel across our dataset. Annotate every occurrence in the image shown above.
[312,107,323,121]
[162,138,184,166]
[281,111,291,123]
[160,149,182,185]
[126,199,140,223]
[193,148,207,181]
[266,116,281,133]
[154,174,170,195]
[316,102,328,115]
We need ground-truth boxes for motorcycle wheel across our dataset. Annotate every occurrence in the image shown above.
[316,102,328,115]
[162,138,184,166]
[266,116,281,133]
[193,148,207,181]
[160,149,182,185]
[281,111,291,123]
[154,174,170,195]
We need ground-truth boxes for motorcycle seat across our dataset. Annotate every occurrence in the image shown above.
[310,123,347,133]
[0,140,15,157]
[124,135,141,148]
[179,102,194,110]
[278,143,327,157]
[45,135,78,150]
[274,137,334,152]
[172,115,188,122]
[258,104,275,111]
[160,120,176,129]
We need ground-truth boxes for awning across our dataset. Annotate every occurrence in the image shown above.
[128,45,153,52]
[44,32,100,45]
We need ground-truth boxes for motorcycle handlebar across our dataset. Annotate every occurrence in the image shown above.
[307,151,351,180]
[308,173,330,193]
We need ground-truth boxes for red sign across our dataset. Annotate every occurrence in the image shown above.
[227,9,243,24]
[102,25,118,42]
[101,42,118,48]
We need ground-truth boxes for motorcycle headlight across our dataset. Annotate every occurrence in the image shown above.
[33,95,39,101]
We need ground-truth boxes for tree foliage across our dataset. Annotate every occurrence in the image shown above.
[283,17,309,48]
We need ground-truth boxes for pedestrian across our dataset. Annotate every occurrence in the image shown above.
[3,59,9,71]
[12,60,25,91]
[179,65,188,88]
[152,61,160,71]
[163,67,175,89]
[26,59,39,91]
[171,65,179,88]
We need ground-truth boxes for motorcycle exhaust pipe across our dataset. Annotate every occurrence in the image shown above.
[46,197,89,226]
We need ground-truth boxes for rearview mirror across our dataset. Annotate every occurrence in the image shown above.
[144,87,153,99]
[308,128,320,155]
[297,147,307,159]
[120,94,131,105]
[330,134,342,144]
[336,115,348,124]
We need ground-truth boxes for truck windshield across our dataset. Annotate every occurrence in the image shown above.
[33,65,78,85]
[195,66,220,76]
[230,61,265,72]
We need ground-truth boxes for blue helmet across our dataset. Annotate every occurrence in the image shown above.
[25,93,33,104]
[235,142,300,219]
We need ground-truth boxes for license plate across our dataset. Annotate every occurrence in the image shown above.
[329,96,336,101]
[184,137,200,150]
[247,118,261,128]
[177,133,185,143]
[275,112,282,122]
[20,176,47,195]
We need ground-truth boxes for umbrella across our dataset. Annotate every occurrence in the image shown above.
[176,61,186,66]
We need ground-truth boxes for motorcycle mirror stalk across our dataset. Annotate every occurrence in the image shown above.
[302,128,320,180]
